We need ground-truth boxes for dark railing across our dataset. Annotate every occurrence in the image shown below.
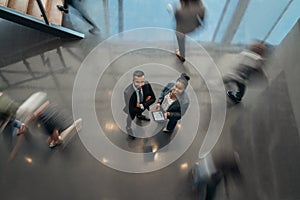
[35,0,49,25]
[0,1,84,38]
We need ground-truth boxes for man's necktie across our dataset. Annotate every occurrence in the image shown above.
[138,89,143,103]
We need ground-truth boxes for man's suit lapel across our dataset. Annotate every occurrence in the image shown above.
[129,85,137,104]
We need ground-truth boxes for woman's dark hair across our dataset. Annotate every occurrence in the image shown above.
[176,73,190,88]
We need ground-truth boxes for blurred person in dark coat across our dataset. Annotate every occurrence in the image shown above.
[191,151,243,200]
[29,101,80,148]
[56,0,100,34]
[223,42,268,103]
[169,0,205,62]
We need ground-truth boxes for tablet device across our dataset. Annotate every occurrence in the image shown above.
[152,111,166,122]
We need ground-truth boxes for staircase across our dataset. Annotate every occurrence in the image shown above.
[0,0,84,38]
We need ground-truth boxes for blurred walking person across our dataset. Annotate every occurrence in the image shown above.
[191,151,243,200]
[223,42,268,104]
[168,0,205,62]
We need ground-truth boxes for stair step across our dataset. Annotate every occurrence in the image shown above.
[8,0,30,13]
[0,0,9,7]
[46,0,63,26]
[0,5,84,38]
[27,0,48,20]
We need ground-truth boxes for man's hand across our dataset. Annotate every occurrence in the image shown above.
[145,96,151,102]
[136,103,140,108]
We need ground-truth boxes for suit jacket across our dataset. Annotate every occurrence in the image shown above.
[157,81,190,120]
[123,81,156,119]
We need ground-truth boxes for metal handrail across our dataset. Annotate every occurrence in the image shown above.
[35,0,49,25]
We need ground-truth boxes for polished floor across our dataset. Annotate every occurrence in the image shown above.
[1,1,300,200]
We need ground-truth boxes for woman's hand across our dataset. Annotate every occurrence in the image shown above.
[164,112,169,119]
[153,103,160,111]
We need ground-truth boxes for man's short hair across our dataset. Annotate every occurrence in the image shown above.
[133,70,144,78]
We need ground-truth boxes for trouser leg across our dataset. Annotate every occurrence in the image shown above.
[167,117,178,131]
[197,183,207,200]
[126,115,132,128]
[235,81,246,100]
[176,32,186,57]
[64,0,72,8]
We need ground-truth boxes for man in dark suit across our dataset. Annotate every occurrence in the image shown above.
[123,70,156,139]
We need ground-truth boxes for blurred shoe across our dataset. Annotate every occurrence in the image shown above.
[137,114,150,121]
[163,128,173,134]
[175,49,185,62]
[128,134,136,140]
[89,27,100,34]
[49,140,56,148]
[126,127,136,140]
[235,98,241,103]
[227,90,240,104]
[56,5,68,13]
[49,136,63,148]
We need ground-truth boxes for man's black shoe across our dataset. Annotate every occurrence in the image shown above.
[136,114,150,121]
[56,5,69,13]
[126,127,136,140]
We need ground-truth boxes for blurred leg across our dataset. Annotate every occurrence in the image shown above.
[64,0,72,9]
[197,183,207,200]
[205,184,217,200]
[235,81,246,100]
[166,117,178,131]
[126,115,133,129]
[176,32,186,58]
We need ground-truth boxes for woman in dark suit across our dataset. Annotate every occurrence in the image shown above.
[154,73,190,133]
